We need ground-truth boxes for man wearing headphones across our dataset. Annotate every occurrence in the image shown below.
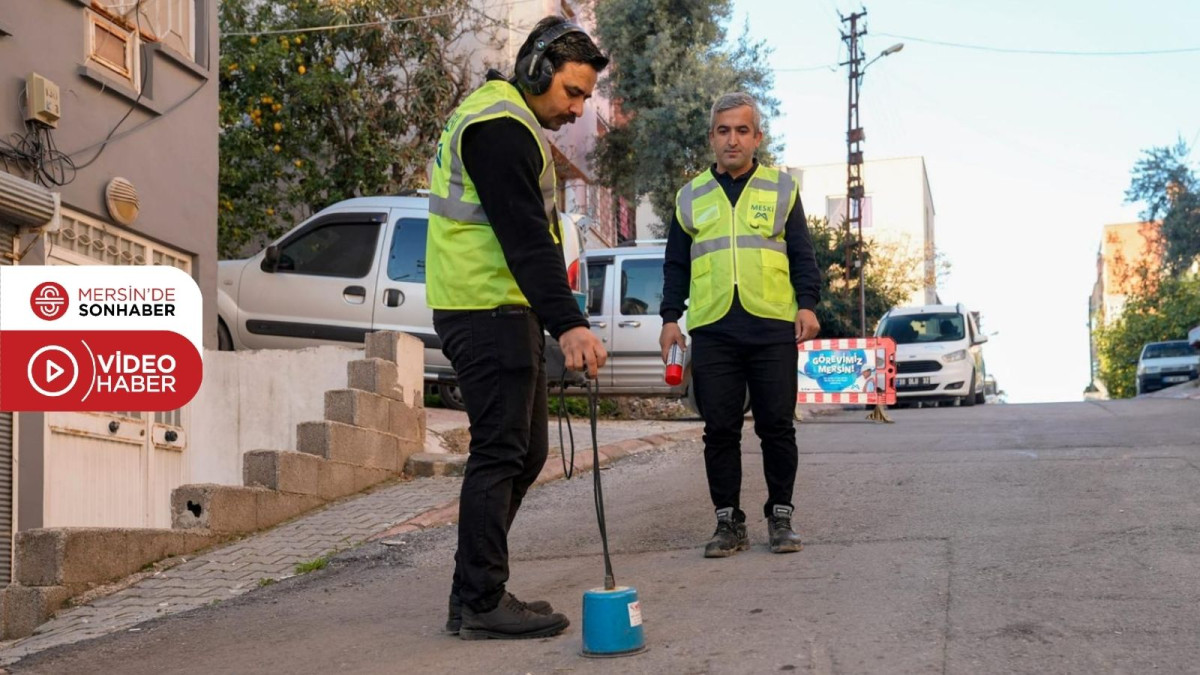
[426,16,609,640]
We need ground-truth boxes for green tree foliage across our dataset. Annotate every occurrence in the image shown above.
[218,0,487,257]
[589,0,779,231]
[807,217,920,338]
[1095,274,1200,398]
[1125,138,1200,274]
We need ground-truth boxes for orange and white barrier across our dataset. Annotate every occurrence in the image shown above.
[796,337,897,406]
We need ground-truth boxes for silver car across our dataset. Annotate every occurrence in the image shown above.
[216,195,583,409]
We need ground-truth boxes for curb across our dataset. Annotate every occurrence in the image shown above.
[366,427,705,542]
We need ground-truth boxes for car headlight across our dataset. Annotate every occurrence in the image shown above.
[1142,365,1161,374]
[942,349,968,363]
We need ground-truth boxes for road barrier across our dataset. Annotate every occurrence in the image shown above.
[797,338,897,421]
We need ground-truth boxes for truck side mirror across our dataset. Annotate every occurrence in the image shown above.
[974,334,989,345]
[261,245,280,273]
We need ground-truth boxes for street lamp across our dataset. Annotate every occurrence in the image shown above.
[845,35,904,337]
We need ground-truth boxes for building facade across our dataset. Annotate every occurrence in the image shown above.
[458,0,635,248]
[788,156,938,307]
[0,0,219,579]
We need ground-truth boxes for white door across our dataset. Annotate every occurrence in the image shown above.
[235,212,387,350]
[42,210,188,527]
[609,254,667,391]
[371,210,449,375]
[583,256,614,387]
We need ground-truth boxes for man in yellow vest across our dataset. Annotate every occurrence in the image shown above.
[426,16,609,640]
[659,92,823,558]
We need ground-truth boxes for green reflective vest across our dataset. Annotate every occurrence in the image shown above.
[426,80,559,309]
[674,165,799,330]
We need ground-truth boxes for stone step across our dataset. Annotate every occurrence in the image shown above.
[244,449,394,501]
[405,452,468,478]
[325,388,425,444]
[296,420,419,472]
[171,484,324,534]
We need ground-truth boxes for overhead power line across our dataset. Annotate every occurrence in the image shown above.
[876,32,1200,56]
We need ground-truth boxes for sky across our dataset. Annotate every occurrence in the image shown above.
[729,0,1200,403]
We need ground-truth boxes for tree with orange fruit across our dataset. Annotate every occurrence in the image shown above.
[218,0,493,257]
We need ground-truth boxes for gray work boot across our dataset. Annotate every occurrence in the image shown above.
[704,507,749,558]
[767,504,804,553]
[459,592,569,640]
[445,592,553,635]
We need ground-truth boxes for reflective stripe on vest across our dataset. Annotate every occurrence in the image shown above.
[673,166,798,329]
[426,81,560,310]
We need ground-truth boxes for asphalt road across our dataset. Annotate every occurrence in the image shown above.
[13,398,1200,674]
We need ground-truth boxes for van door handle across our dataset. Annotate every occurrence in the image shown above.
[344,286,367,304]
[590,321,607,329]
[383,289,404,307]
[618,320,641,328]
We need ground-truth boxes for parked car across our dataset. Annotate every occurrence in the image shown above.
[875,303,988,407]
[1135,340,1200,395]
[216,195,585,410]
[581,243,749,415]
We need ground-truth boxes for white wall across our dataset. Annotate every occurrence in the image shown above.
[789,157,936,305]
[188,346,363,486]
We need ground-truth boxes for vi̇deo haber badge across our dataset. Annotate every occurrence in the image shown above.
[0,266,203,412]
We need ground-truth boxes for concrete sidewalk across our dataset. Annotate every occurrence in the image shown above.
[0,414,704,666]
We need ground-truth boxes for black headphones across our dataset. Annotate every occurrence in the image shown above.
[514,21,585,96]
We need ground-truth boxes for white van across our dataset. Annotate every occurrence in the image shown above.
[874,303,988,407]
[215,195,585,409]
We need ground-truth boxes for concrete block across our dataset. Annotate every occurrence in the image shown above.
[354,465,396,492]
[406,452,468,478]
[2,584,72,640]
[347,358,405,403]
[172,484,262,533]
[15,528,222,590]
[14,528,63,587]
[365,331,424,407]
[255,491,326,530]
[325,389,392,433]
[296,420,402,472]
[317,459,359,501]
[390,398,426,446]
[244,450,322,496]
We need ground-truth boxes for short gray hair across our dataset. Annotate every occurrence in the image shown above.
[709,92,762,132]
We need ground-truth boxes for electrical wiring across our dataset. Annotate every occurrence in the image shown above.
[876,32,1200,57]
[72,0,149,171]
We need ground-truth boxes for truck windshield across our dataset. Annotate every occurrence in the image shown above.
[878,312,966,344]
[1142,342,1198,359]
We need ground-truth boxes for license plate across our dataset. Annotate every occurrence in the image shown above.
[898,377,931,386]
[1163,375,1189,383]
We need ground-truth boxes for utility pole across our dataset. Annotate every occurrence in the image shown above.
[841,10,868,337]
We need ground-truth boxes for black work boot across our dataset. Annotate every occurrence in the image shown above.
[767,504,804,553]
[704,507,749,558]
[445,592,554,635]
[459,592,570,640]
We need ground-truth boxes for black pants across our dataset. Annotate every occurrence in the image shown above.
[691,332,799,519]
[434,307,548,613]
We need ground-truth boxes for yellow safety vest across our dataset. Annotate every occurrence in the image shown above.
[426,80,560,309]
[674,165,799,329]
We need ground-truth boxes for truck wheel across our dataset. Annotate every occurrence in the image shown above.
[961,370,977,407]
[218,321,234,351]
[438,383,467,411]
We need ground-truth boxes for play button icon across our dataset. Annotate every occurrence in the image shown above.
[27,345,80,398]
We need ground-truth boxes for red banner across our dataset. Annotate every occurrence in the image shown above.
[0,330,202,412]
